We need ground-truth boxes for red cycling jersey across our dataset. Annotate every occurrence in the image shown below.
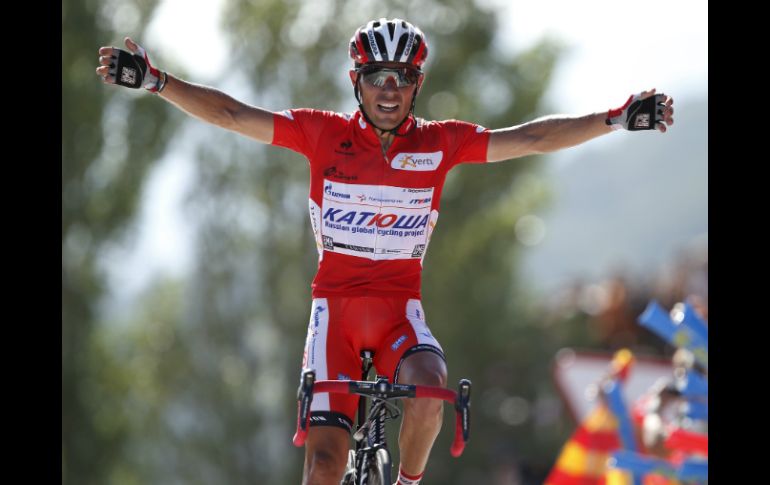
[272,109,489,298]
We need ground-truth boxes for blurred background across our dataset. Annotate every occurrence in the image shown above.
[62,0,707,483]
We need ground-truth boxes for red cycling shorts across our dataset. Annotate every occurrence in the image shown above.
[300,296,444,432]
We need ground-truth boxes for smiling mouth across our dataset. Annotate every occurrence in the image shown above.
[377,103,399,113]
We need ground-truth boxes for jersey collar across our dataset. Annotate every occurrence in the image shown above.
[354,110,417,138]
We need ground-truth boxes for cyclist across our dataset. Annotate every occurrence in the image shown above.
[96,18,674,485]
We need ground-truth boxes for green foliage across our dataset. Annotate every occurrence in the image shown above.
[64,0,581,483]
[62,0,181,483]
[175,1,565,483]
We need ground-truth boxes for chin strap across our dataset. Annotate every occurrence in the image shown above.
[354,77,419,137]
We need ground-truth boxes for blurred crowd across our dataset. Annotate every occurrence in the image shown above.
[541,235,708,354]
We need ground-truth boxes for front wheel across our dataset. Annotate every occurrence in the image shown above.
[340,450,356,485]
[367,448,391,485]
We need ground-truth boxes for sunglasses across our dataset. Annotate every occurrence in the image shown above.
[357,66,421,88]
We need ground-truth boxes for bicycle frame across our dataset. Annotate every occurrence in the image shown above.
[350,350,391,482]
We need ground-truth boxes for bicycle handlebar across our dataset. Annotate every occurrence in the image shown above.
[292,369,472,457]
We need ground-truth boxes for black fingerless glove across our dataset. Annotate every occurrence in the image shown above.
[109,44,166,93]
[606,93,666,131]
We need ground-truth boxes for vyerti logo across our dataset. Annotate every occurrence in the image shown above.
[391,152,443,171]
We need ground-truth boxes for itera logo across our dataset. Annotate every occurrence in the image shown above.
[391,152,443,171]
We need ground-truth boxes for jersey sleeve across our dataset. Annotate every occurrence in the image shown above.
[441,119,491,171]
[271,108,335,161]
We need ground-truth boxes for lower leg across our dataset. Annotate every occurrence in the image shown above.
[396,352,447,481]
[302,426,350,485]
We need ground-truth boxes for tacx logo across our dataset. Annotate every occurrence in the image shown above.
[391,152,443,171]
[324,183,351,199]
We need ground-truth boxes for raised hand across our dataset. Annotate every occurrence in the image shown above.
[96,37,166,93]
[607,89,674,133]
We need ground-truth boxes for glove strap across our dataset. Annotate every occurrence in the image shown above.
[155,71,168,93]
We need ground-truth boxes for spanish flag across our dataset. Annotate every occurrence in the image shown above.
[544,401,622,485]
[545,350,639,485]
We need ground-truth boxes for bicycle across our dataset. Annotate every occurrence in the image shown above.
[293,350,472,485]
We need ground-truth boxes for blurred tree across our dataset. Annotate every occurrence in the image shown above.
[78,0,574,484]
[150,0,565,483]
[62,0,181,483]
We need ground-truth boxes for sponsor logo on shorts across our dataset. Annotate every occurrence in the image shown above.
[309,305,325,365]
[313,306,325,327]
[391,334,408,351]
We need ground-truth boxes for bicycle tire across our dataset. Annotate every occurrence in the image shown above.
[367,448,391,485]
[340,450,356,485]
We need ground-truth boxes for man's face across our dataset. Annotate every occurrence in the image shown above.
[349,62,423,131]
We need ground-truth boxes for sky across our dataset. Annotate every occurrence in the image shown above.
[105,0,708,307]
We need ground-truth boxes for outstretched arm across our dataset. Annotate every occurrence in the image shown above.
[96,37,274,144]
[486,89,674,163]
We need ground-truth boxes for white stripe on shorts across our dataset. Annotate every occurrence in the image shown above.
[406,299,442,351]
[304,298,330,412]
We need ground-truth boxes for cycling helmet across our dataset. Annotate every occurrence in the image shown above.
[349,18,428,69]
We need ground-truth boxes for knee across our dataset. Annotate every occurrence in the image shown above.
[411,367,447,389]
[398,353,448,388]
[399,353,448,421]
